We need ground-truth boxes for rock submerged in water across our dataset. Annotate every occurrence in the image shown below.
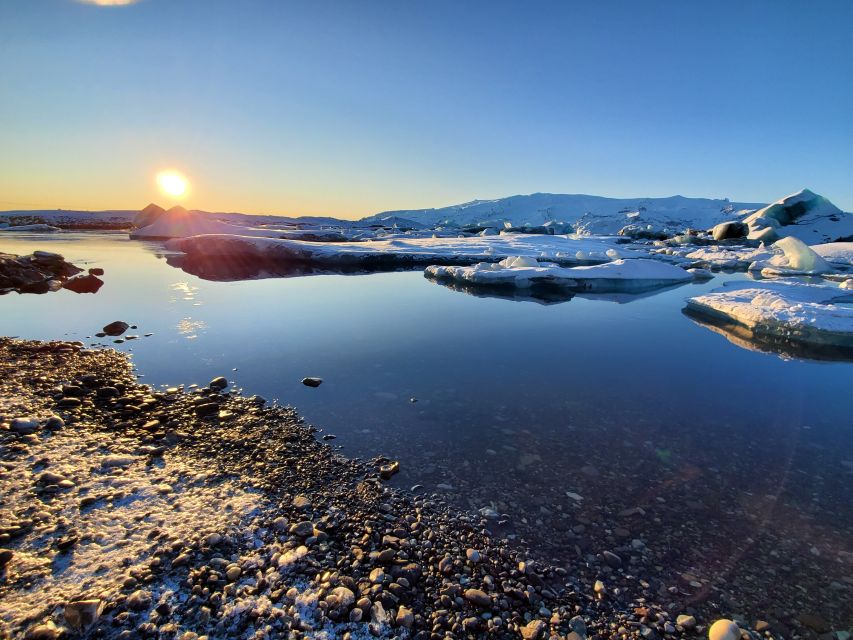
[301,377,323,387]
[102,321,129,336]
[0,251,88,295]
[62,273,103,294]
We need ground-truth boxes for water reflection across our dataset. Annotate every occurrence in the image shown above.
[426,276,693,305]
[166,253,409,282]
[683,308,853,362]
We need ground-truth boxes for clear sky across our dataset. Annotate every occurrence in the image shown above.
[1,0,852,219]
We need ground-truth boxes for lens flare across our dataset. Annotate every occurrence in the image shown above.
[156,171,188,198]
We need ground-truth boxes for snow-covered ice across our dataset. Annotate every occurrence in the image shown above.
[0,223,61,233]
[426,257,694,293]
[749,237,834,276]
[165,233,649,267]
[811,242,853,267]
[742,189,853,244]
[685,280,853,348]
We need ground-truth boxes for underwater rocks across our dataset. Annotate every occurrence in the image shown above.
[0,251,81,294]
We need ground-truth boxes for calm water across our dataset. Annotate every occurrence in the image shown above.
[3,232,852,621]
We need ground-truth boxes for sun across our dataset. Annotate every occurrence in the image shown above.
[156,171,189,198]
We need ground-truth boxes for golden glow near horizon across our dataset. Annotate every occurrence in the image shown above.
[156,171,189,199]
[78,0,140,6]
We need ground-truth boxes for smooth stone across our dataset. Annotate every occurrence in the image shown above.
[301,377,323,388]
[708,619,741,640]
[10,417,40,434]
[464,588,490,608]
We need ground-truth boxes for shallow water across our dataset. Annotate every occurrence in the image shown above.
[2,232,852,623]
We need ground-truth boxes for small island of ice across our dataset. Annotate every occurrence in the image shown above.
[426,257,694,293]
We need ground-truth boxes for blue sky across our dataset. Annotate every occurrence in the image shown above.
[1,0,851,217]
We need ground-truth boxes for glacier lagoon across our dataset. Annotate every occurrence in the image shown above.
[2,232,852,626]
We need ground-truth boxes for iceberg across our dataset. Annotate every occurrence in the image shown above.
[742,189,853,244]
[750,236,833,276]
[685,280,853,349]
[425,258,694,293]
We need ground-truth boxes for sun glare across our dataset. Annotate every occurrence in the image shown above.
[156,171,189,198]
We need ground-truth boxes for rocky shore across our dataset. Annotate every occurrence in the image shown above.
[0,252,103,295]
[0,339,819,639]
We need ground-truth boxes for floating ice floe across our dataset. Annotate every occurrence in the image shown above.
[0,223,61,232]
[685,280,853,348]
[748,236,833,276]
[425,257,694,293]
[165,233,648,267]
[662,245,774,270]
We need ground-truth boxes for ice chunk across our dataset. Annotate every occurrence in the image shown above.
[426,258,693,293]
[167,233,649,268]
[685,280,853,348]
[755,236,833,275]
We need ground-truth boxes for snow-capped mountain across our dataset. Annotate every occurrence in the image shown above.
[359,193,766,235]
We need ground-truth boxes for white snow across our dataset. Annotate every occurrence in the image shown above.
[750,237,834,276]
[685,280,853,347]
[670,245,774,270]
[425,258,694,293]
[0,223,61,232]
[360,193,763,236]
[165,233,649,266]
[811,242,853,267]
[742,189,853,244]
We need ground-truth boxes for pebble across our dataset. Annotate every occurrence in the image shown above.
[209,376,228,390]
[521,619,547,640]
[463,588,491,607]
[677,614,697,629]
[63,599,102,630]
[10,417,40,435]
[466,548,482,563]
[126,589,152,611]
[301,377,323,387]
[708,619,741,640]
[289,520,314,537]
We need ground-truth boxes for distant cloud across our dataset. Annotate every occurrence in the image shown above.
[77,0,140,6]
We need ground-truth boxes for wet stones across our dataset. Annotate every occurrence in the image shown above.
[102,321,129,336]
[0,549,13,568]
[301,377,323,388]
[380,461,400,480]
[465,548,482,563]
[209,376,228,391]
